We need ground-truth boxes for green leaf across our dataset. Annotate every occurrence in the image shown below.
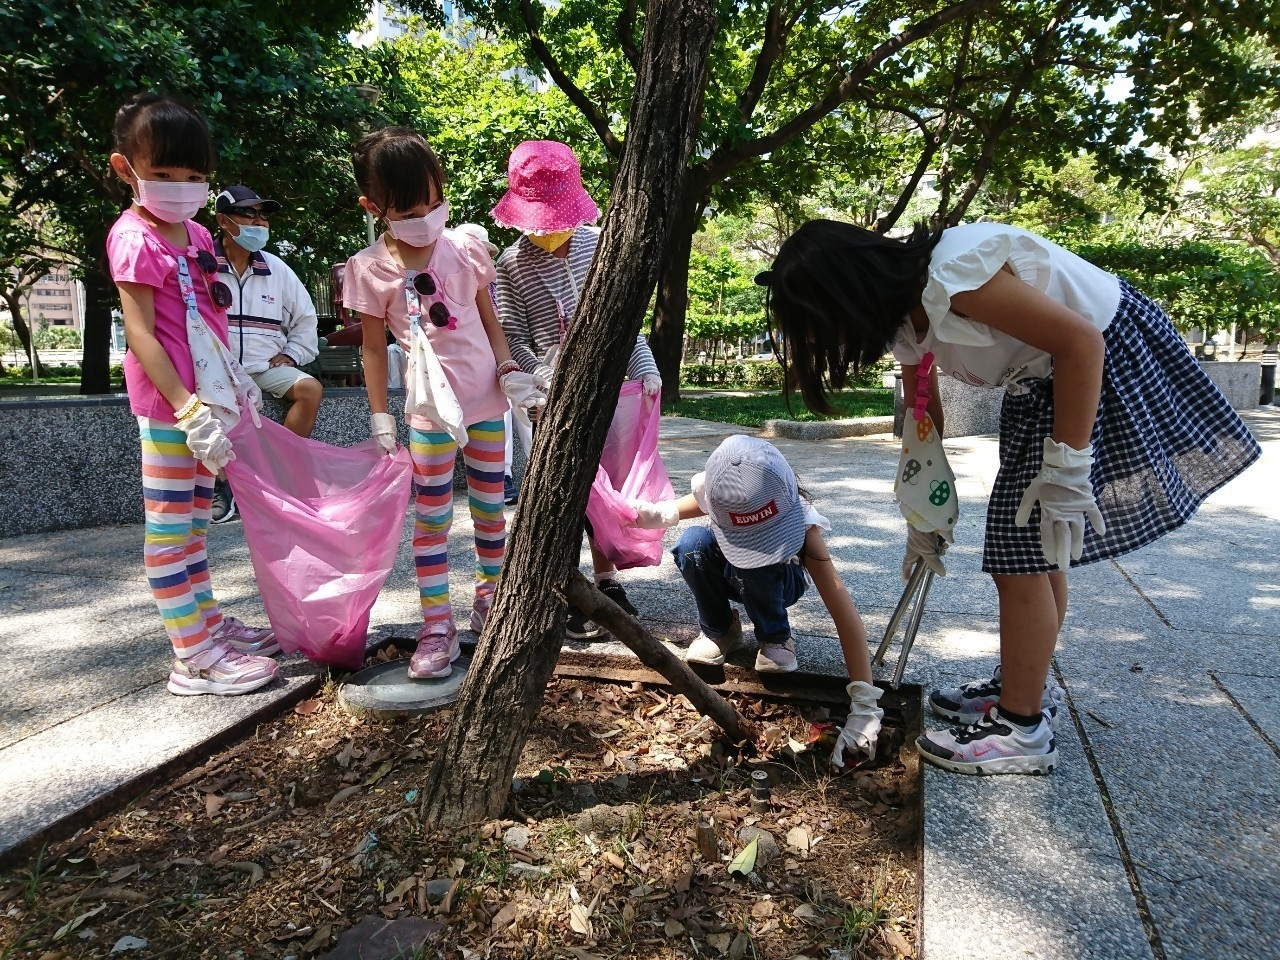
[727,836,758,877]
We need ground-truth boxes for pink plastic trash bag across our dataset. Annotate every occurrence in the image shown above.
[585,380,675,570]
[224,416,412,670]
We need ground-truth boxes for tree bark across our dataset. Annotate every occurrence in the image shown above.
[650,184,704,404]
[563,571,758,744]
[80,226,115,395]
[419,0,718,830]
[1,288,45,378]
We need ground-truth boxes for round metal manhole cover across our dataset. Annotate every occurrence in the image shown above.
[338,657,470,718]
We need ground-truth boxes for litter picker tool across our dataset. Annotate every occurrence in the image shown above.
[874,352,957,687]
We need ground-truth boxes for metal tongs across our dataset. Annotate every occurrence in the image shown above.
[872,558,935,689]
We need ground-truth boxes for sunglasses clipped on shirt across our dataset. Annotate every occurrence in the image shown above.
[193,249,234,310]
[226,206,271,222]
[409,271,457,329]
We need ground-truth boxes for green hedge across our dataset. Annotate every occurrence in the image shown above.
[679,358,890,390]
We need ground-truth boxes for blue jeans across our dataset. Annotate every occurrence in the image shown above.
[671,526,806,645]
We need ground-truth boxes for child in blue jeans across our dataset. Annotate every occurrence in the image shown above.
[630,435,883,767]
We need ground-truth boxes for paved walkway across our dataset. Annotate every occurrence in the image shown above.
[1,409,1276,959]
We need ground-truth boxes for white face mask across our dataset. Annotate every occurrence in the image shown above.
[386,202,449,248]
[126,159,209,223]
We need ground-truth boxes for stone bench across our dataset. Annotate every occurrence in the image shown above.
[0,389,527,539]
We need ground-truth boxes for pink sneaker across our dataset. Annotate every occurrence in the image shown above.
[409,620,460,679]
[168,641,279,696]
[470,593,493,633]
[211,615,280,657]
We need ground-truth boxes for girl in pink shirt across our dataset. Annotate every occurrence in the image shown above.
[105,93,277,696]
[343,127,544,680]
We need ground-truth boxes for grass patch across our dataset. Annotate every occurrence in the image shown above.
[667,388,893,428]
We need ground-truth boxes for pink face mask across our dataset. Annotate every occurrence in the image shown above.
[125,159,209,223]
[386,202,450,248]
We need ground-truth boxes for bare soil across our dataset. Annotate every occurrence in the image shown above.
[1,647,920,960]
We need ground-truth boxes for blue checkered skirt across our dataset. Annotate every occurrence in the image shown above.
[982,281,1261,574]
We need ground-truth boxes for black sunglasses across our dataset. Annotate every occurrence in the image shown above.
[410,272,456,328]
[226,206,271,221]
[193,249,233,309]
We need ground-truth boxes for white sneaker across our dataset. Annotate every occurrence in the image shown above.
[917,707,1057,776]
[686,610,743,665]
[168,641,279,696]
[930,664,1066,729]
[755,637,798,673]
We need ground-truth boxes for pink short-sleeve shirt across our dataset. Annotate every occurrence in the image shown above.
[343,228,506,430]
[107,209,228,422]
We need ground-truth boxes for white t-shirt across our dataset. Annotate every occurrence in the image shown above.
[891,223,1121,394]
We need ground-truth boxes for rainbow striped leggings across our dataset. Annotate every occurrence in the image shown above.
[410,419,506,623]
[138,418,225,660]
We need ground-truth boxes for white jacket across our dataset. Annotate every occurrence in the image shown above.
[214,241,320,376]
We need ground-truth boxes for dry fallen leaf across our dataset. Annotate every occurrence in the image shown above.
[569,903,592,936]
[663,917,685,936]
[729,931,750,960]
[882,925,912,956]
[205,794,225,818]
[106,864,140,884]
[490,901,518,932]
[750,900,774,918]
[294,699,321,715]
[603,851,626,870]
[707,932,732,954]
[786,826,811,853]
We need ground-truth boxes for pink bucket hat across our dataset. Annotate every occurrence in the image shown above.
[491,140,600,234]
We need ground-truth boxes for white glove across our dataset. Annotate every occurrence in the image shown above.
[832,680,883,768]
[903,525,947,581]
[533,363,555,386]
[244,377,263,412]
[176,403,235,474]
[628,499,680,529]
[370,411,398,457]
[1014,437,1106,571]
[500,370,548,425]
[641,374,662,398]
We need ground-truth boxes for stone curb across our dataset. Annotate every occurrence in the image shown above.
[759,415,895,440]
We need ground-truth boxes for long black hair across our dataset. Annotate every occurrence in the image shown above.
[759,219,941,415]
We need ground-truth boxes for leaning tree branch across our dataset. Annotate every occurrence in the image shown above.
[705,0,999,179]
[519,0,624,157]
[616,0,641,72]
[562,571,760,744]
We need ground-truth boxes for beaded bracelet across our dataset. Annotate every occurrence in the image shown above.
[496,360,521,378]
[174,394,201,422]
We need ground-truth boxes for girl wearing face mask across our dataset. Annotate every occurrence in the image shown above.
[343,126,542,681]
[106,92,279,697]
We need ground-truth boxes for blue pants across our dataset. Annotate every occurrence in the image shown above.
[671,526,806,645]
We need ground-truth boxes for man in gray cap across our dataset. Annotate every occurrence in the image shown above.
[209,185,322,523]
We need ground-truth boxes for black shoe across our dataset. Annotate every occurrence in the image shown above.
[210,479,238,524]
[597,579,638,617]
[565,605,605,640]
[503,474,519,506]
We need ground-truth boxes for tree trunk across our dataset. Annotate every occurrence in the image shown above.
[650,183,705,405]
[80,227,115,395]
[419,0,717,830]
[1,288,45,378]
